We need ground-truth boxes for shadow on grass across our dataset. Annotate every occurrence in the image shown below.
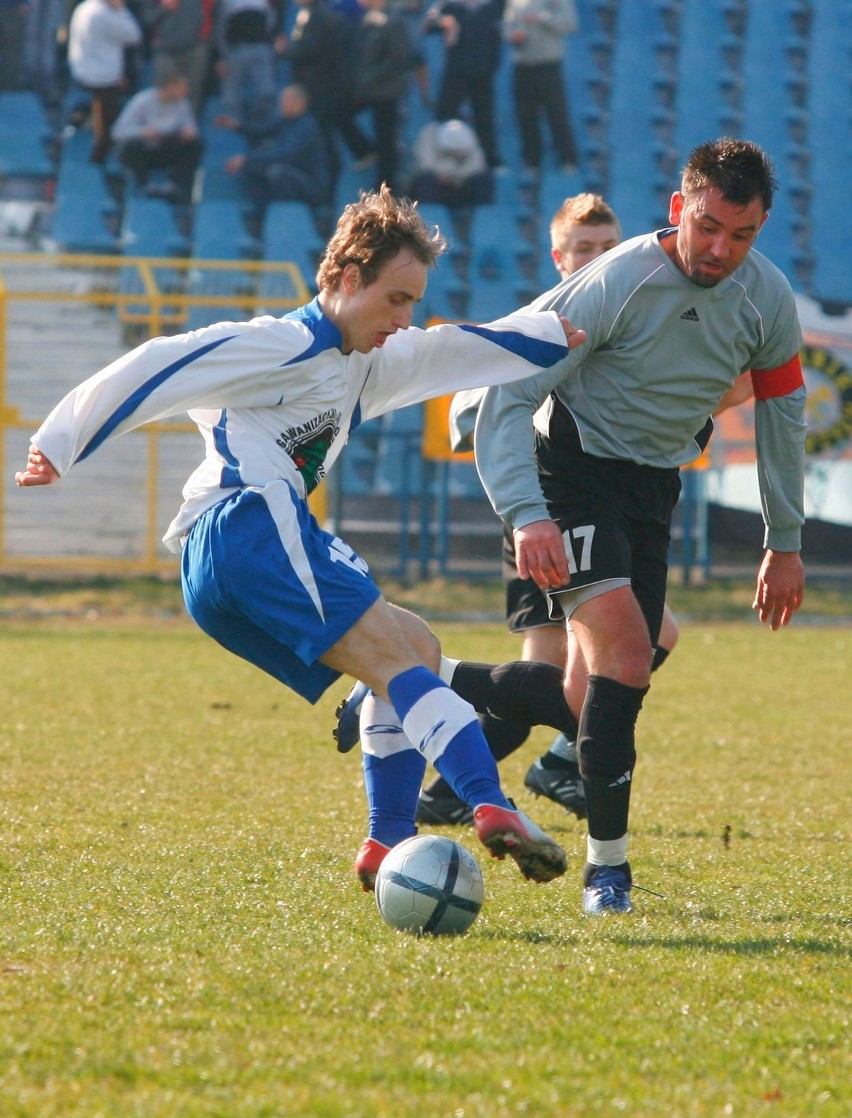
[475,925,850,957]
[607,934,851,958]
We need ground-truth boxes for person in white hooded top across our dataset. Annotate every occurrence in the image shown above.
[68,0,142,161]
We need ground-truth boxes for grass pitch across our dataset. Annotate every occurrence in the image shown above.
[0,610,849,1117]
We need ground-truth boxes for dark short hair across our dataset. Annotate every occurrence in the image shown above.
[681,137,777,213]
[316,184,446,292]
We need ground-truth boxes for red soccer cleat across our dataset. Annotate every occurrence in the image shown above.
[473,803,567,883]
[353,837,393,892]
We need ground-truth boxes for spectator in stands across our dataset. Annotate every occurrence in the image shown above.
[0,0,30,92]
[503,0,578,173]
[224,82,330,208]
[112,62,203,201]
[140,0,217,117]
[407,117,493,207]
[67,0,143,162]
[23,0,68,100]
[389,0,433,112]
[214,0,285,131]
[339,0,415,193]
[279,0,348,190]
[423,0,504,170]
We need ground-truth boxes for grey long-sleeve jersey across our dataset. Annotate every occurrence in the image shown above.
[476,229,807,552]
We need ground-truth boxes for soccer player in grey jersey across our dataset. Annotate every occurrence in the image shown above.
[475,138,807,914]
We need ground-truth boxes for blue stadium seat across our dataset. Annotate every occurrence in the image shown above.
[807,0,852,309]
[335,416,383,496]
[259,200,324,302]
[118,195,189,326]
[738,2,819,285]
[565,1,619,186]
[605,1,678,238]
[463,203,542,321]
[185,199,261,330]
[0,91,54,197]
[374,405,424,497]
[50,129,119,253]
[675,0,745,154]
[192,198,259,260]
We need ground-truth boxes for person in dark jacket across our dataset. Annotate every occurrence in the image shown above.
[224,81,331,205]
[140,0,217,116]
[280,0,348,191]
[338,0,414,192]
[423,0,505,169]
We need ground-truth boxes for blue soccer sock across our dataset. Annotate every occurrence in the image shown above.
[388,667,512,812]
[361,749,425,847]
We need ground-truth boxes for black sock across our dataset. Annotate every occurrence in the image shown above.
[652,645,671,672]
[451,660,579,738]
[578,675,648,842]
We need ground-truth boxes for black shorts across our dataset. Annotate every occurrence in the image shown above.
[533,399,681,646]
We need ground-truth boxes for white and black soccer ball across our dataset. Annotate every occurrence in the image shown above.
[375,834,484,936]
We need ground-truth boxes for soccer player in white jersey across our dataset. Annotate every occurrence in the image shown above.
[15,186,587,893]
[475,138,806,914]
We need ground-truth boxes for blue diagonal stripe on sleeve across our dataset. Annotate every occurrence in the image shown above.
[457,323,567,368]
[212,409,243,488]
[77,335,237,463]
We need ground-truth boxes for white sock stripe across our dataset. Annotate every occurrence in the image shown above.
[401,687,478,764]
[438,656,461,685]
[359,695,411,758]
[586,835,629,866]
[261,483,325,621]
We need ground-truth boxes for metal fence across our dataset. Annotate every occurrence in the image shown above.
[0,252,308,573]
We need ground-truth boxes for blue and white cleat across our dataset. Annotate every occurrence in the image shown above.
[333,680,370,753]
[582,864,633,915]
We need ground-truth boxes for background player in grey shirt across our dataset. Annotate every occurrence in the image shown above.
[475,138,807,914]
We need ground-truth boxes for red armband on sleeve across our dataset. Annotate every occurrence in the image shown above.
[751,354,804,400]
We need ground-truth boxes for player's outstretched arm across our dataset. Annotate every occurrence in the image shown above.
[752,549,804,630]
[15,446,59,487]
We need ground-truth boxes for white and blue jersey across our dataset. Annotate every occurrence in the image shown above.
[31,298,569,700]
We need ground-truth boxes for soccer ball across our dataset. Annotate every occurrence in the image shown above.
[375,834,484,936]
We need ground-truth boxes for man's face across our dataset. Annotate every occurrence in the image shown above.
[338,250,428,354]
[552,222,620,279]
[280,88,305,118]
[669,187,767,287]
[159,77,188,103]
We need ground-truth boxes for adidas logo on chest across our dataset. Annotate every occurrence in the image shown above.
[680,307,700,321]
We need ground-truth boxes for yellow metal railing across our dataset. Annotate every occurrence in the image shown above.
[0,252,315,573]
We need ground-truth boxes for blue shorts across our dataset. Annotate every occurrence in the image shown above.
[181,482,382,703]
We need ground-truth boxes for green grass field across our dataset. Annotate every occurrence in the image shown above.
[0,603,849,1117]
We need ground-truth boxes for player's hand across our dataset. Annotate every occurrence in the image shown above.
[514,520,570,592]
[15,446,59,487]
[753,549,804,630]
[559,316,586,351]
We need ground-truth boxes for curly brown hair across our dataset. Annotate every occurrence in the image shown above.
[316,184,446,292]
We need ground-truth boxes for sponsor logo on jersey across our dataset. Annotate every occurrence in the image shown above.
[680,307,700,321]
[277,409,340,491]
